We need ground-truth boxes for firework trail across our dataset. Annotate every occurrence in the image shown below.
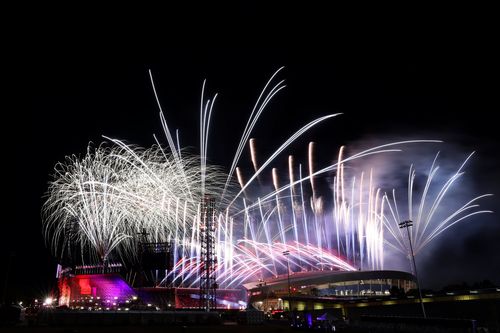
[43,144,227,266]
[383,152,493,262]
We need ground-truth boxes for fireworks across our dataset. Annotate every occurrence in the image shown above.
[383,152,493,259]
[42,144,227,265]
[42,68,492,288]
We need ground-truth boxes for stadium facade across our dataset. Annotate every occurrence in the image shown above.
[243,270,417,311]
[58,272,246,310]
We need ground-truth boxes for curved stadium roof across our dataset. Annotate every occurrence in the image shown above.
[243,270,416,291]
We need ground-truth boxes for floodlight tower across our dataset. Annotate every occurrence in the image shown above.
[399,220,426,318]
[283,250,291,301]
[199,195,217,311]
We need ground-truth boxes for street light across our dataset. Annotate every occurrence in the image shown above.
[282,250,291,304]
[399,220,427,318]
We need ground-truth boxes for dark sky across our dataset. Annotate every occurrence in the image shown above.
[3,6,499,300]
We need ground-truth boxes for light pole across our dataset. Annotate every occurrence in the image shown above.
[399,220,427,318]
[282,250,291,309]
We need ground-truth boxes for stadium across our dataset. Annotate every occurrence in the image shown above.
[243,270,416,312]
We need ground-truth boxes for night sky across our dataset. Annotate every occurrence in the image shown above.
[4,6,499,301]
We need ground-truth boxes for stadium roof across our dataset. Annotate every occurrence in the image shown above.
[243,270,416,291]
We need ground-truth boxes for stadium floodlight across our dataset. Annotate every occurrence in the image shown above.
[399,220,426,318]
